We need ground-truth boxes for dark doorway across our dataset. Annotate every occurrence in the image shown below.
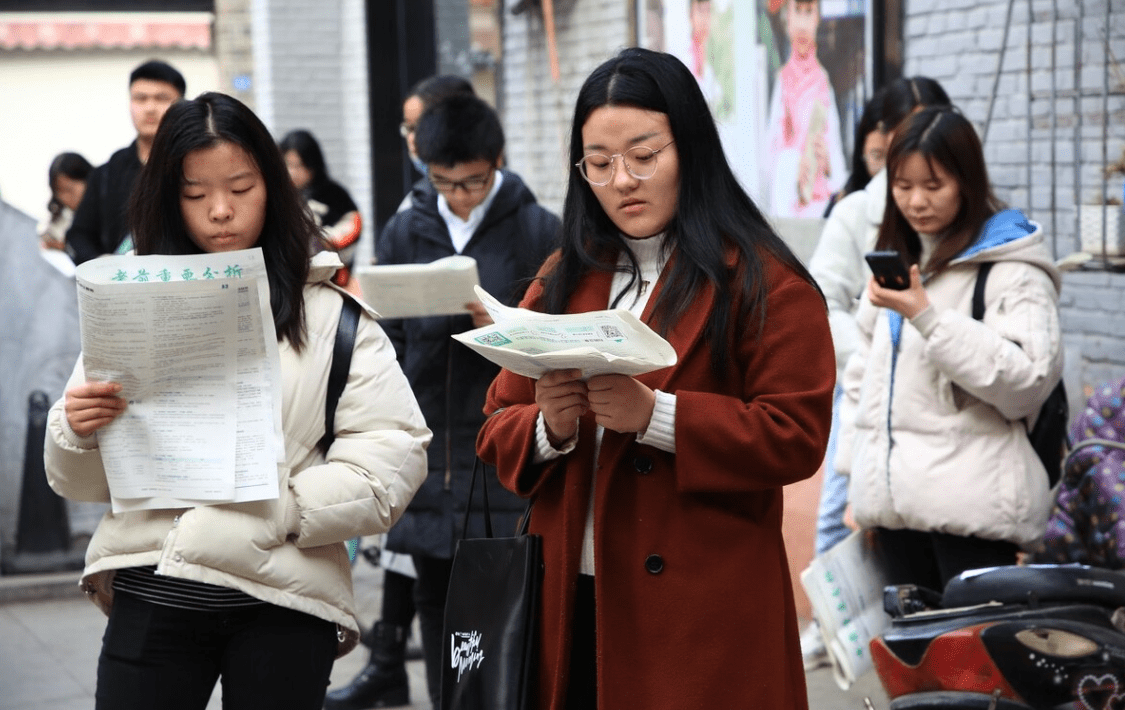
[366,0,437,233]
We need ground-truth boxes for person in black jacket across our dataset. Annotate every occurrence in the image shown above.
[325,76,479,710]
[65,60,185,265]
[348,93,559,708]
[279,129,363,287]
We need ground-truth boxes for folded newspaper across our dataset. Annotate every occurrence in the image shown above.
[354,255,479,318]
[800,530,890,690]
[451,285,677,379]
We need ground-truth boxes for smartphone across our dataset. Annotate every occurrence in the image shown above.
[864,250,911,291]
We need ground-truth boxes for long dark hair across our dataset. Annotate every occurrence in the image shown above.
[876,106,1005,276]
[129,92,316,350]
[834,76,951,205]
[47,152,93,216]
[880,76,951,136]
[837,87,887,200]
[541,47,819,374]
[278,129,329,191]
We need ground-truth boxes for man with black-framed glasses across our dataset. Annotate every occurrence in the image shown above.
[364,92,560,709]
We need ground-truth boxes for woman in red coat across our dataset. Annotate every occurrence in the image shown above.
[476,47,835,709]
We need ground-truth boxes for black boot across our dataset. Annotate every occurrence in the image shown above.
[362,623,423,661]
[324,622,410,709]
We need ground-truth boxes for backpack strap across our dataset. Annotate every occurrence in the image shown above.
[971,262,994,321]
[317,296,362,455]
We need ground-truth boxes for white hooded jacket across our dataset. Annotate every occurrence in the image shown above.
[44,252,431,656]
[836,211,1062,546]
[809,169,887,379]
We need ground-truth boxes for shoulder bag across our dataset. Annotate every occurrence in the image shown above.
[440,457,542,710]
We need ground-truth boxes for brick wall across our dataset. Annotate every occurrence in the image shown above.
[1060,270,1125,409]
[903,0,1125,410]
[250,0,373,256]
[500,0,631,216]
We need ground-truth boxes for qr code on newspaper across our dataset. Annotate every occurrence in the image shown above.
[474,331,512,347]
[599,325,624,340]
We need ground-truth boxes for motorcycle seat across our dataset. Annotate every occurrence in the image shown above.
[941,564,1125,609]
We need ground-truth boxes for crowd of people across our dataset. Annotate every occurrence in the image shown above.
[35,41,1093,710]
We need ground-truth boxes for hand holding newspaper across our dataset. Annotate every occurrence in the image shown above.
[355,255,480,318]
[74,248,283,512]
[451,285,677,379]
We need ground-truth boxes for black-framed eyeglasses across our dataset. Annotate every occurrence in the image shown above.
[399,122,416,138]
[429,167,495,194]
[575,140,675,186]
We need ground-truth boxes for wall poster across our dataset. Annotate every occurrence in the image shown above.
[638,0,872,218]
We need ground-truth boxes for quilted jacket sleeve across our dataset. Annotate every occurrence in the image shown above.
[286,308,431,548]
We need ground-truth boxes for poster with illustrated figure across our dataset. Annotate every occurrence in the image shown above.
[638,0,871,218]
[639,0,764,201]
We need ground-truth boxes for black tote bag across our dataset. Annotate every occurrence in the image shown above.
[440,459,542,710]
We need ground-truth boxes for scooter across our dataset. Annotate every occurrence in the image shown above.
[872,563,1125,709]
[866,439,1125,710]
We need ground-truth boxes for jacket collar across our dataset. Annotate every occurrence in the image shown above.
[411,169,533,251]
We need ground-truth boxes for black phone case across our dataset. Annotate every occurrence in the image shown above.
[865,251,910,290]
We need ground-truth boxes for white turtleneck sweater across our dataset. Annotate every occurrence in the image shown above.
[533,234,678,575]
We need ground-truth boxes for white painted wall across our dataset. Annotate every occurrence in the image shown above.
[0,50,219,222]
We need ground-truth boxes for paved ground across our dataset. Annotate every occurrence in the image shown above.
[0,568,888,710]
[0,466,890,708]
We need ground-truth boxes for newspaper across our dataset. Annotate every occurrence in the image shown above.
[799,530,890,689]
[355,255,480,318]
[74,248,283,512]
[451,285,677,379]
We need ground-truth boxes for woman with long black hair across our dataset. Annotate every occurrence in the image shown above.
[44,93,430,710]
[477,48,835,709]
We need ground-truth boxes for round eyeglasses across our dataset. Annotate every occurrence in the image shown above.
[399,122,416,138]
[575,140,675,186]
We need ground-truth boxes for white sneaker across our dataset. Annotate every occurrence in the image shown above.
[800,621,830,670]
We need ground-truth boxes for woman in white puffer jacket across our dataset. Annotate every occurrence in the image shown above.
[44,93,431,710]
[836,105,1062,593]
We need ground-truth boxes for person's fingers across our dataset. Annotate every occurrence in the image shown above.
[538,369,583,387]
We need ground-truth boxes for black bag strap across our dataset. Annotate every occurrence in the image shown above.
[317,296,362,455]
[461,456,534,540]
[972,261,994,321]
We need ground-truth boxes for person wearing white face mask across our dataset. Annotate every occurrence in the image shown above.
[364,92,559,709]
[326,75,481,710]
[835,105,1063,593]
[394,75,476,211]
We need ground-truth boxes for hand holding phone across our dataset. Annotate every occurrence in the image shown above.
[864,250,910,291]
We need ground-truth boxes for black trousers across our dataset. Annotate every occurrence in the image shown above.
[876,527,1020,592]
[412,553,455,706]
[380,568,417,627]
[566,574,597,710]
[95,590,337,710]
